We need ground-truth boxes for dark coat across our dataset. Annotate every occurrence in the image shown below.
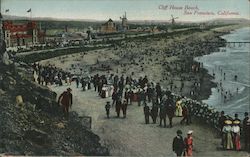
[159,105,167,118]
[172,135,185,153]
[58,91,72,107]
[166,99,175,118]
[115,100,122,112]
[144,106,150,115]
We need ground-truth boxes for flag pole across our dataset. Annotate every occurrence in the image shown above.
[27,8,32,21]
[30,10,32,20]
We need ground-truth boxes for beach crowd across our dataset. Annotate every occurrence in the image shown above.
[32,63,250,156]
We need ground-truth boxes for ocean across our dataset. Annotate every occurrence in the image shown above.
[195,27,250,118]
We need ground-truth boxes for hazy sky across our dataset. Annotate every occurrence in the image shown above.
[1,0,249,21]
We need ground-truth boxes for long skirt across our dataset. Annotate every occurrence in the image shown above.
[224,133,233,150]
[233,133,241,151]
[175,106,183,117]
[185,146,192,157]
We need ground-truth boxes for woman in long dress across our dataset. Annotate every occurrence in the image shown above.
[184,130,193,156]
[232,120,241,151]
[175,99,183,117]
[222,120,234,150]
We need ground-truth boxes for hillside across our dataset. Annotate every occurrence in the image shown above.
[0,62,109,156]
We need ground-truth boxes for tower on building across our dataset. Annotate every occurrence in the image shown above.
[120,12,129,32]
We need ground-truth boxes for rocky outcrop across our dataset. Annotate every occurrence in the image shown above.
[0,63,109,156]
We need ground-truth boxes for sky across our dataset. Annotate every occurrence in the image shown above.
[1,0,249,22]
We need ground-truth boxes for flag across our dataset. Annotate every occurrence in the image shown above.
[5,9,9,13]
[27,8,31,13]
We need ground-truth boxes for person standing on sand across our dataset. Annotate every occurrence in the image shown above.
[124,89,129,105]
[166,94,175,128]
[243,112,249,151]
[105,101,111,118]
[172,130,185,157]
[175,98,183,117]
[115,97,122,118]
[93,74,98,91]
[143,103,150,124]
[81,78,86,91]
[159,104,167,127]
[156,83,162,103]
[137,88,142,106]
[147,83,153,103]
[76,76,80,88]
[151,104,158,124]
[58,88,73,117]
[232,120,241,151]
[218,111,226,146]
[180,105,190,125]
[222,120,234,150]
[66,75,70,86]
[184,130,193,157]
[246,119,250,152]
[121,100,128,118]
[112,91,118,107]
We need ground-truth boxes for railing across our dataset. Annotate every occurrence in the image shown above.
[171,93,249,131]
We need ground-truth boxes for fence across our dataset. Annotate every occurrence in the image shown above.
[171,93,249,131]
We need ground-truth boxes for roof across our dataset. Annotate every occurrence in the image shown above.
[102,18,115,26]
[3,21,37,32]
[108,18,113,22]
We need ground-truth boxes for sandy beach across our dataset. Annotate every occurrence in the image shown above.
[40,28,230,101]
[37,25,250,156]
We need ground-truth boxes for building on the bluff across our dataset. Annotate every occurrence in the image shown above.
[2,21,45,48]
[100,18,117,33]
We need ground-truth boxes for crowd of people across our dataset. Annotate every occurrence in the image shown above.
[219,111,250,152]
[92,72,250,155]
[90,73,191,128]
[32,62,72,86]
[32,63,250,156]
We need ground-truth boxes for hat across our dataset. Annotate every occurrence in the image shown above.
[187,130,193,134]
[233,120,240,125]
[106,101,110,104]
[224,120,232,125]
[177,130,182,135]
[67,88,72,91]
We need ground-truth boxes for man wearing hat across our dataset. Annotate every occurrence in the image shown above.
[246,118,250,152]
[105,101,111,118]
[172,130,185,157]
[143,103,150,124]
[243,112,249,151]
[184,130,193,157]
[166,94,175,128]
[218,111,226,146]
[121,100,128,118]
[58,88,73,117]
[156,82,162,102]
[115,97,122,118]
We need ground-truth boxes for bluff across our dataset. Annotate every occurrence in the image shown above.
[0,62,109,156]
